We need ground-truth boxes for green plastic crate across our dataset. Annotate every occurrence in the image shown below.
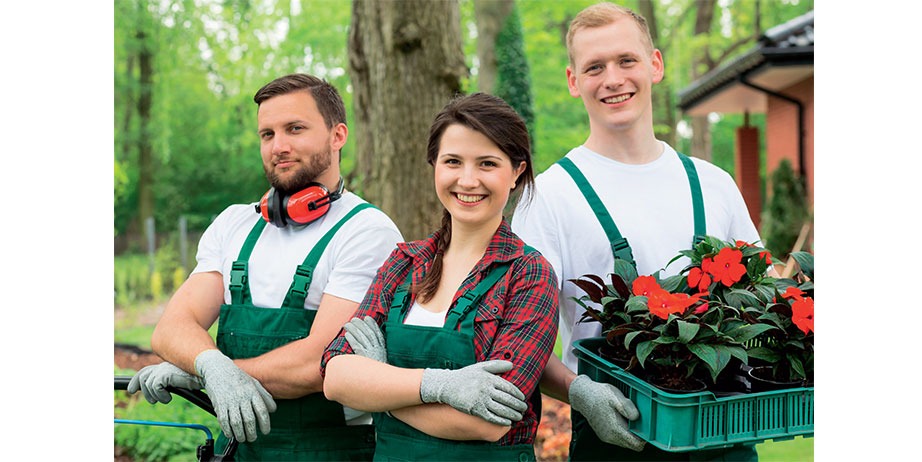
[573,337,814,452]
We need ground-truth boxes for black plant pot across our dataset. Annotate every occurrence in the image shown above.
[650,376,708,394]
[747,366,806,392]
[703,359,750,397]
[597,343,631,370]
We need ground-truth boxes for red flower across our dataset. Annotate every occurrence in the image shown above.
[632,275,661,297]
[792,296,814,334]
[647,290,702,320]
[687,267,712,292]
[690,293,710,314]
[735,240,750,248]
[759,251,772,265]
[781,286,805,301]
[708,248,746,287]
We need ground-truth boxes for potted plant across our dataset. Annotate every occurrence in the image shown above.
[572,236,811,394]
[743,251,814,390]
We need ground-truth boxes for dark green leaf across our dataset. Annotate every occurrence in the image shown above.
[636,340,655,367]
[747,347,782,363]
[724,289,762,309]
[660,274,685,292]
[678,320,701,343]
[791,252,814,280]
[612,259,638,283]
[726,323,777,343]
[687,343,721,381]
[625,296,648,313]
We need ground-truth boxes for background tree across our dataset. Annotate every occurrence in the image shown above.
[494,4,536,149]
[636,0,676,147]
[114,0,814,249]
[349,0,468,240]
[688,0,717,161]
[473,0,514,94]
[761,158,809,261]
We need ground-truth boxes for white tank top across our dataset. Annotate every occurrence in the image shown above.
[403,301,447,327]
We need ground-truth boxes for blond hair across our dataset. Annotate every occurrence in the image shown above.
[566,2,655,66]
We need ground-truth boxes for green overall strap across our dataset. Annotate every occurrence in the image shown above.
[444,246,535,331]
[677,152,707,244]
[229,219,269,305]
[281,203,375,309]
[557,157,635,266]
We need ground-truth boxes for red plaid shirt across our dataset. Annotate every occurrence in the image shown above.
[322,219,559,446]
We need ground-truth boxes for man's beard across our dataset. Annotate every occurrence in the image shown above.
[265,146,333,195]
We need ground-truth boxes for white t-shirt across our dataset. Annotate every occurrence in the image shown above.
[404,301,448,327]
[511,142,760,371]
[194,190,403,423]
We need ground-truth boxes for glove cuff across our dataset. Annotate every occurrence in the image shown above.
[419,368,445,404]
[194,349,228,377]
[568,374,591,412]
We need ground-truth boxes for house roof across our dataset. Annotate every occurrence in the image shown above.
[677,10,814,116]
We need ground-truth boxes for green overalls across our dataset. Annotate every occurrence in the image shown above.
[214,204,376,461]
[559,154,758,462]
[372,261,537,462]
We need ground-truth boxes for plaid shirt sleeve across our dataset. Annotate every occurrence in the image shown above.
[320,247,407,377]
[474,250,559,445]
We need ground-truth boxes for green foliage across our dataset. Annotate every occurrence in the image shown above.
[572,236,813,386]
[115,236,197,307]
[115,370,220,462]
[115,0,353,242]
[495,5,536,151]
[761,159,809,260]
[115,254,154,305]
[115,0,815,242]
[150,270,164,300]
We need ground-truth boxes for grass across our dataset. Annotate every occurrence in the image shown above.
[757,436,813,461]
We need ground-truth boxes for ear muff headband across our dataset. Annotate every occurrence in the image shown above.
[256,178,345,227]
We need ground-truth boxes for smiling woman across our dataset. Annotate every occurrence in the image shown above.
[433,124,525,232]
[321,93,559,461]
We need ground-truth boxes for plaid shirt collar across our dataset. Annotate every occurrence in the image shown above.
[397,219,523,272]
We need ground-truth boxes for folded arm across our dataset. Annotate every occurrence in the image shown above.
[323,354,509,441]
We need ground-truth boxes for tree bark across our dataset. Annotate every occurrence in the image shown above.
[689,0,716,161]
[637,0,676,148]
[473,0,514,94]
[349,0,467,241]
[136,7,155,241]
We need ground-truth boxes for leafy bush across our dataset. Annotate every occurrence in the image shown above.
[115,236,197,307]
[761,159,810,260]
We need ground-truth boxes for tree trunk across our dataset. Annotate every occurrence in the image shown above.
[136,14,155,241]
[637,0,676,147]
[690,0,716,161]
[349,0,467,241]
[473,0,514,94]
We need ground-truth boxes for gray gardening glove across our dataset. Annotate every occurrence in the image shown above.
[194,349,277,443]
[420,359,528,426]
[127,361,204,404]
[343,316,387,363]
[569,374,646,452]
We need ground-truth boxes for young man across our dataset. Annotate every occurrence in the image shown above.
[511,3,762,461]
[127,73,403,460]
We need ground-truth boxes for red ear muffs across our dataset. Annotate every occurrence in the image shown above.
[256,179,343,227]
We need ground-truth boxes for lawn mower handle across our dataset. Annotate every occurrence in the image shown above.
[115,375,239,461]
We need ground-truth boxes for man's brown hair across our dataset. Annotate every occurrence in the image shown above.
[566,2,655,67]
[253,73,346,129]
